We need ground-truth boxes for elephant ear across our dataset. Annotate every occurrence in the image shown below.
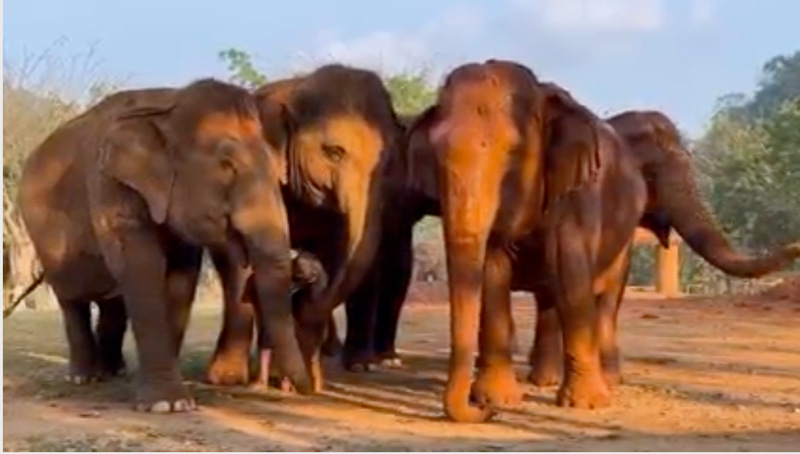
[254,79,303,188]
[99,99,177,224]
[640,211,672,248]
[403,106,440,194]
[257,98,296,186]
[541,85,602,213]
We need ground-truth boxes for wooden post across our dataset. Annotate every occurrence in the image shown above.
[655,234,680,297]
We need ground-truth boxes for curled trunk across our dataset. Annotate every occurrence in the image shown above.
[655,151,800,278]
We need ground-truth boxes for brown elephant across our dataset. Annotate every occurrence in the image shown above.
[359,100,800,404]
[207,65,403,388]
[253,249,329,391]
[412,59,800,422]
[526,109,800,388]
[17,79,310,412]
[327,112,442,372]
[412,59,645,422]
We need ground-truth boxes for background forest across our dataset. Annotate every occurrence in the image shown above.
[4,46,799,307]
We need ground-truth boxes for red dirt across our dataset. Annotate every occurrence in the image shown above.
[760,273,800,302]
[4,284,800,451]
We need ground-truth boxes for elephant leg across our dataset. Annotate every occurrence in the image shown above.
[597,248,631,387]
[207,279,256,386]
[373,226,413,368]
[320,316,343,357]
[165,245,203,356]
[527,292,562,387]
[60,299,100,384]
[107,228,194,412]
[342,266,379,372]
[472,245,522,407]
[551,228,610,409]
[96,295,128,377]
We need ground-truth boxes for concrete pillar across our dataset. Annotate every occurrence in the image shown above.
[655,236,680,297]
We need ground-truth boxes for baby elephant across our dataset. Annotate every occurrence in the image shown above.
[257,250,329,392]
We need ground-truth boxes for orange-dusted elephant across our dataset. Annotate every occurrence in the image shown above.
[412,59,800,422]
[412,60,622,421]
[526,109,800,388]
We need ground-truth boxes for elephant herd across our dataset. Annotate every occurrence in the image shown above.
[16,59,800,422]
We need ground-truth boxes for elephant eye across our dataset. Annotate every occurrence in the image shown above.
[321,144,345,162]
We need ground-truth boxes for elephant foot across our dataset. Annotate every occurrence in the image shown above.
[206,349,250,386]
[374,349,403,368]
[471,364,523,408]
[99,357,127,379]
[134,398,196,413]
[602,370,622,388]
[342,350,377,373]
[445,380,496,423]
[134,380,196,413]
[65,361,104,384]
[344,360,376,373]
[601,351,623,387]
[556,373,611,409]
[64,373,100,385]
[526,363,561,387]
[275,376,296,393]
[377,354,403,369]
[247,375,296,394]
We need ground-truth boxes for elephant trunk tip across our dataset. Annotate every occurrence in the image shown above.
[713,242,800,279]
[443,387,495,423]
[780,242,800,267]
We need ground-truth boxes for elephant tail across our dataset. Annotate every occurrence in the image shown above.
[3,271,44,319]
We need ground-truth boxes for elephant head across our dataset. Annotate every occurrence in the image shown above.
[254,65,401,326]
[99,79,310,392]
[608,110,800,277]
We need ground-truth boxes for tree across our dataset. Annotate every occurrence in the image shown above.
[383,71,436,115]
[217,48,437,116]
[685,50,800,293]
[218,48,268,89]
[3,44,118,309]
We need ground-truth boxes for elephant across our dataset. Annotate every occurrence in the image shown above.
[331,112,442,372]
[253,249,329,390]
[206,64,403,389]
[408,60,800,422]
[352,97,800,407]
[525,108,800,388]
[17,79,311,412]
[408,59,647,422]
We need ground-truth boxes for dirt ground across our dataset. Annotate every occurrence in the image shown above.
[3,284,800,451]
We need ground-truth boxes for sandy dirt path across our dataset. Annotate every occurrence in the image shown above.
[3,287,800,451]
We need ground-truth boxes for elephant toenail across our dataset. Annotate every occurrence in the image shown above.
[150,401,171,413]
[173,400,190,412]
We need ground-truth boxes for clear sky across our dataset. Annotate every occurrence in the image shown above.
[4,0,799,136]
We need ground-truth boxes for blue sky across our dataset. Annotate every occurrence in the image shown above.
[4,0,799,136]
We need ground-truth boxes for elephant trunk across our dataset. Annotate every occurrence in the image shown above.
[303,174,384,329]
[439,140,499,423]
[335,177,383,307]
[655,149,800,278]
[232,180,311,393]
